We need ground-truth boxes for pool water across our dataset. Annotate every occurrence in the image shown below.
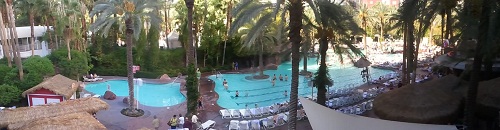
[208,58,393,109]
[85,80,186,107]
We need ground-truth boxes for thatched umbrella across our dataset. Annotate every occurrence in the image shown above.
[477,77,500,110]
[354,57,372,68]
[373,76,462,124]
[0,97,109,128]
[8,112,106,130]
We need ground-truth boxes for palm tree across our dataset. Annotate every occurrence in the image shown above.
[229,0,285,77]
[15,0,47,56]
[185,0,196,67]
[288,0,302,129]
[306,0,364,105]
[0,7,11,67]
[371,2,394,48]
[90,0,162,116]
[5,0,24,80]
[356,4,370,53]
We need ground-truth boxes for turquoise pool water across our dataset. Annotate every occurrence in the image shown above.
[85,80,186,107]
[208,58,393,109]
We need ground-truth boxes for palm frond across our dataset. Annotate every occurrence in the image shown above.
[241,13,274,48]
[231,0,253,16]
[229,3,273,36]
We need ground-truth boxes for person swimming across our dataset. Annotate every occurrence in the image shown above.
[279,74,283,81]
[223,79,228,91]
[285,75,288,81]
[235,90,239,97]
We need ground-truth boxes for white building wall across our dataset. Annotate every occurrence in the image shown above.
[0,26,51,59]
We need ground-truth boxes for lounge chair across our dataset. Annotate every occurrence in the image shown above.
[277,113,287,125]
[228,120,239,130]
[239,120,250,130]
[199,120,216,130]
[260,107,271,115]
[239,109,252,119]
[249,108,262,117]
[265,116,276,128]
[251,119,261,130]
[219,109,231,119]
[229,109,241,118]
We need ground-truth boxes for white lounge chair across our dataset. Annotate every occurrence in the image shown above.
[200,120,216,130]
[251,119,261,130]
[239,109,252,119]
[228,120,239,130]
[265,116,276,128]
[249,108,262,117]
[229,109,241,118]
[219,109,231,119]
[239,120,250,130]
[260,107,271,115]
[277,113,287,125]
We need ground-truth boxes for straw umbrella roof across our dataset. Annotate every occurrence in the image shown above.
[477,77,500,109]
[373,76,462,124]
[354,57,372,68]
[8,112,106,130]
[0,97,109,128]
[22,74,79,99]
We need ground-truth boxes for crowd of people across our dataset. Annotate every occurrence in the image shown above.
[157,113,201,130]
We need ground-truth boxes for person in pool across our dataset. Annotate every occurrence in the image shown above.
[273,74,277,80]
[285,75,288,81]
[271,79,275,86]
[284,90,288,97]
[279,74,283,81]
[235,90,240,97]
[223,79,228,91]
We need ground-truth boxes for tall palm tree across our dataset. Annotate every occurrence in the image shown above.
[5,0,24,80]
[288,0,302,129]
[229,0,285,77]
[356,4,370,53]
[306,0,364,105]
[15,0,46,56]
[90,0,162,115]
[185,0,196,67]
[0,7,11,67]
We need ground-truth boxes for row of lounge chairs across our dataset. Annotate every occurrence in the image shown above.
[220,106,285,119]
[228,110,307,130]
[335,100,373,115]
[83,76,103,82]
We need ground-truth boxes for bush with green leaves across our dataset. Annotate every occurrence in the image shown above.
[23,56,55,76]
[0,64,11,83]
[0,84,22,106]
[48,49,92,79]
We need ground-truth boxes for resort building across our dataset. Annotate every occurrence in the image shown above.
[22,74,79,107]
[0,26,51,59]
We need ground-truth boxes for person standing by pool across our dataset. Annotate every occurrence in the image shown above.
[235,62,239,70]
[184,117,193,130]
[178,114,184,129]
[169,115,178,129]
[223,79,229,91]
[235,91,240,97]
[152,115,160,130]
[198,97,203,110]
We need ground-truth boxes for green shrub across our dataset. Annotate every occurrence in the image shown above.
[0,84,22,106]
[91,67,127,77]
[134,71,163,79]
[186,64,199,114]
[23,56,55,76]
[18,72,44,91]
[0,64,11,83]
[48,49,92,79]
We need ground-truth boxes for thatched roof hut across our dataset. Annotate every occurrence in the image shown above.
[8,112,106,130]
[373,76,462,124]
[22,74,79,99]
[0,97,109,128]
[477,77,500,110]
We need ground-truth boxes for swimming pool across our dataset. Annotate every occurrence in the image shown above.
[85,80,186,107]
[208,57,393,109]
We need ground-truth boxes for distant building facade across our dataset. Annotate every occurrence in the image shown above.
[0,26,51,59]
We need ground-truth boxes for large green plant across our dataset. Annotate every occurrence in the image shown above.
[135,29,147,66]
[0,84,22,106]
[23,56,55,76]
[48,49,92,80]
[185,64,199,114]
[144,24,160,71]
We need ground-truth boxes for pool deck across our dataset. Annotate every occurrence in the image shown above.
[91,66,432,130]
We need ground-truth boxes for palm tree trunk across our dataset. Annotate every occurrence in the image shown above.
[445,9,452,39]
[6,0,23,80]
[440,10,445,53]
[0,10,12,67]
[165,5,170,49]
[316,34,328,106]
[259,39,264,76]
[363,19,368,55]
[81,16,87,51]
[125,18,137,111]
[401,24,406,84]
[222,0,232,66]
[464,0,491,128]
[185,0,195,66]
[288,0,302,129]
[29,11,35,56]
